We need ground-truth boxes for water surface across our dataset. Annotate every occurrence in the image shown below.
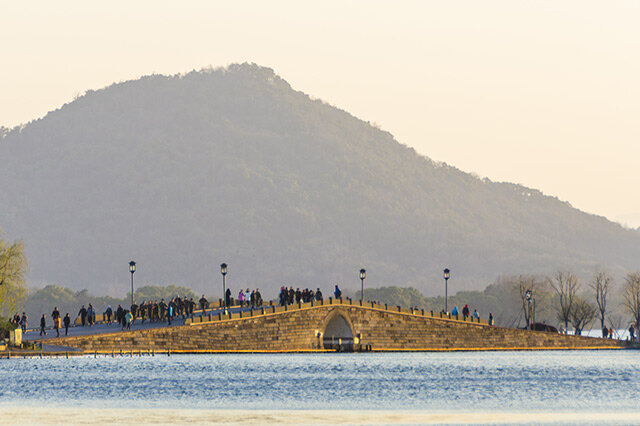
[1,351,639,424]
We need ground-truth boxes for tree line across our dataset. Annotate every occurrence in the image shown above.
[356,271,640,335]
[2,230,639,336]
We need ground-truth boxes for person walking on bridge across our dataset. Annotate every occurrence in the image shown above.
[131,302,138,323]
[225,288,231,309]
[124,310,132,330]
[105,305,113,324]
[20,312,28,333]
[167,302,173,325]
[87,304,94,326]
[199,295,208,313]
[116,304,124,326]
[39,314,47,336]
[63,313,71,336]
[334,285,342,300]
[462,305,470,320]
[78,305,88,327]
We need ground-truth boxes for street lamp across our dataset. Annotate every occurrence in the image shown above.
[525,289,533,330]
[129,261,136,306]
[220,263,227,312]
[360,268,366,303]
[443,268,450,313]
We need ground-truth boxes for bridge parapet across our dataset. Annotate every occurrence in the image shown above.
[184,298,486,327]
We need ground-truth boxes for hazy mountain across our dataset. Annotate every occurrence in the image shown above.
[1,63,639,297]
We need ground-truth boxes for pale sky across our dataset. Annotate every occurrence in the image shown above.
[2,1,639,227]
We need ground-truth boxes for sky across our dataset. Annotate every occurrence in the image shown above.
[2,1,639,227]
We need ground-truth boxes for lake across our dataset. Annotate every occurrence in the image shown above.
[1,350,639,424]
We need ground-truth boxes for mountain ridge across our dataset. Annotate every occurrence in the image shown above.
[1,63,638,296]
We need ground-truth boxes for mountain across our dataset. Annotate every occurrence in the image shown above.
[1,63,639,297]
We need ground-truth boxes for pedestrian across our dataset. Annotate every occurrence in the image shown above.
[189,297,196,317]
[131,302,138,323]
[39,314,47,336]
[488,313,494,326]
[199,295,208,313]
[238,289,244,307]
[20,312,28,333]
[629,324,635,341]
[462,304,470,319]
[105,305,113,324]
[473,309,480,320]
[334,285,342,299]
[53,314,61,337]
[116,304,124,325]
[63,313,71,336]
[51,306,60,325]
[315,288,323,301]
[125,310,132,330]
[87,304,94,326]
[159,299,167,321]
[139,301,147,323]
[78,305,88,326]
[225,288,232,308]
[167,303,173,325]
[608,327,614,339]
[451,306,459,316]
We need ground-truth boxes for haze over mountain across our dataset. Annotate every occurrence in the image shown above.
[1,63,639,297]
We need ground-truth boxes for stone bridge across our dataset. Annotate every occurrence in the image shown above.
[46,299,626,352]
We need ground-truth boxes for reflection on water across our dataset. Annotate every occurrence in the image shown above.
[1,351,639,423]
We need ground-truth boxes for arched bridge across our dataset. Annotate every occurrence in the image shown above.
[46,299,626,352]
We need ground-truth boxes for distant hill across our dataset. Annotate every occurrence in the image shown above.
[1,63,639,297]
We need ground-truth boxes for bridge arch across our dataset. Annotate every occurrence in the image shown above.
[321,308,355,350]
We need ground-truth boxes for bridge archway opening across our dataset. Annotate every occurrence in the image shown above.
[323,313,354,351]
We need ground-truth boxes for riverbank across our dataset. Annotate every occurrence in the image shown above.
[2,407,640,425]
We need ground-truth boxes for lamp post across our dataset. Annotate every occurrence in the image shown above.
[443,268,450,313]
[360,268,366,303]
[220,263,227,312]
[129,261,136,306]
[525,289,532,330]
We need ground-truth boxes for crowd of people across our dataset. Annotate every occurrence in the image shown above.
[446,304,482,321]
[236,288,263,308]
[276,284,343,306]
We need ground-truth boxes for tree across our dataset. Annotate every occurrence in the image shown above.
[124,284,197,305]
[590,270,612,337]
[354,286,426,308]
[514,275,541,329]
[548,271,579,331]
[569,297,596,335]
[0,238,28,316]
[623,272,640,327]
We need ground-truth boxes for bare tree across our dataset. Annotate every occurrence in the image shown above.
[590,271,612,337]
[623,272,640,327]
[515,275,540,329]
[569,297,596,335]
[548,271,579,331]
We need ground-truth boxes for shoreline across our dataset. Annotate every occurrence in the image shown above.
[2,407,640,425]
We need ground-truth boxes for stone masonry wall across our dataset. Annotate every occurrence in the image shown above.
[46,302,627,352]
